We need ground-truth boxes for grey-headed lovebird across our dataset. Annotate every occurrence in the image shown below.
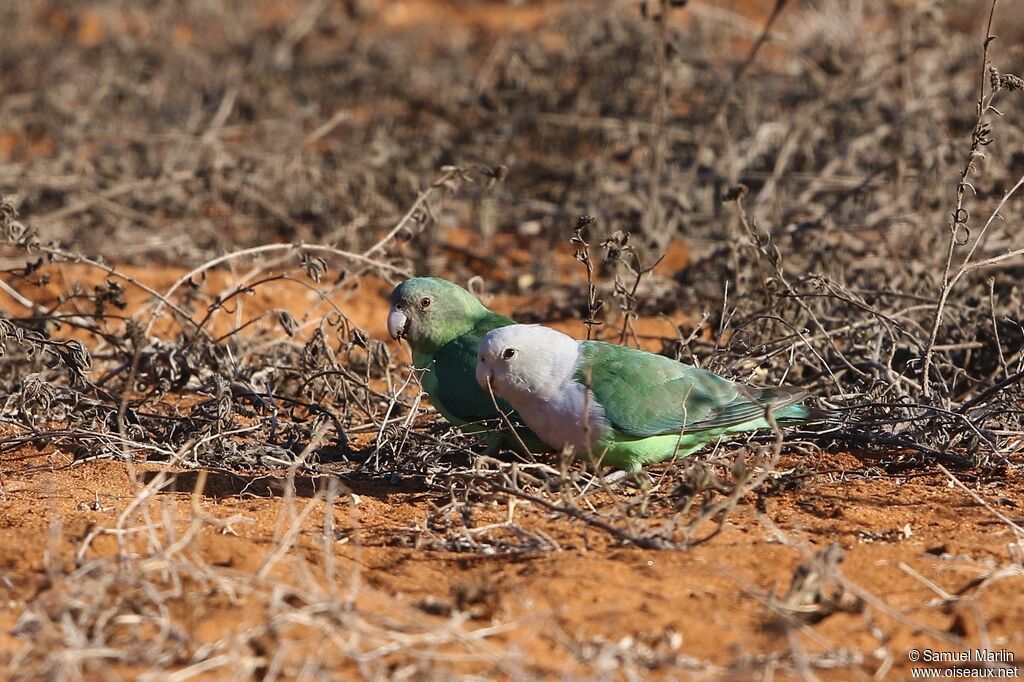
[476,324,831,471]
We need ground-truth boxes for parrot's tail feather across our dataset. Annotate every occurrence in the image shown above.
[754,385,806,407]
[749,386,841,426]
[773,402,842,425]
[691,385,836,431]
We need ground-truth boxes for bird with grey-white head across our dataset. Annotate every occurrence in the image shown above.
[476,324,831,471]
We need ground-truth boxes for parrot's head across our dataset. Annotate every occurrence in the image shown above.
[477,324,577,400]
[387,277,487,353]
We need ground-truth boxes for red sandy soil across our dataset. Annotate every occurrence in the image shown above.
[2,421,1024,678]
[2,253,1023,679]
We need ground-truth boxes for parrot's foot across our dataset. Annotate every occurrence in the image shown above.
[578,468,647,499]
[478,431,534,457]
[601,469,630,486]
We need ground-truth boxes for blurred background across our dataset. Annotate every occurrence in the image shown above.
[2,1,1019,265]
[2,0,1024,394]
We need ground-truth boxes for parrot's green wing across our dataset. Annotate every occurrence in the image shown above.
[577,341,807,437]
[418,311,518,425]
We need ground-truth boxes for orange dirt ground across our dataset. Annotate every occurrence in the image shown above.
[1,253,1023,680]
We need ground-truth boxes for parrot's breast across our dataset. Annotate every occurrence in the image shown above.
[512,377,610,457]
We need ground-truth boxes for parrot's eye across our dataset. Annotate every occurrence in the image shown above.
[502,348,517,360]
[419,296,432,309]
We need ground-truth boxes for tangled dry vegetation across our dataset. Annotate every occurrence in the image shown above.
[2,0,1024,679]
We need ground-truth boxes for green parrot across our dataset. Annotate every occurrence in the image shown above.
[387,277,543,452]
[475,324,832,471]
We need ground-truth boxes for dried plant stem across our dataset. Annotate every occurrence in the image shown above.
[645,0,671,241]
[938,464,1024,538]
[922,171,1024,400]
[143,243,408,336]
[707,0,789,125]
[362,166,468,258]
[921,0,1000,399]
[570,216,602,339]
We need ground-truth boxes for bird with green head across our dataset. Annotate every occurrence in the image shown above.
[387,277,543,452]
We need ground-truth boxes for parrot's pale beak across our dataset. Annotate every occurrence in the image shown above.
[387,306,409,340]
